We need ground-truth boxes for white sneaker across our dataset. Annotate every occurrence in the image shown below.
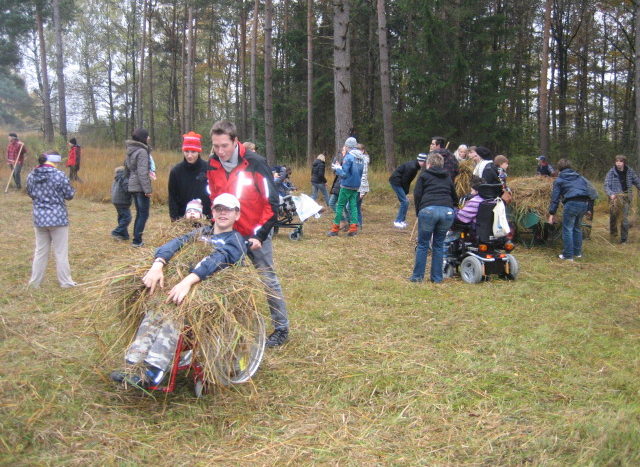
[558,254,574,261]
[401,221,407,228]
[393,221,403,228]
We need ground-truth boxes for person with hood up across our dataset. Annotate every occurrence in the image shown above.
[66,137,81,181]
[310,154,329,204]
[125,128,153,247]
[26,151,76,288]
[326,137,365,237]
[168,131,212,220]
[548,159,591,260]
[409,152,458,283]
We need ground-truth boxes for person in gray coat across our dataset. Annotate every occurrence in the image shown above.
[125,128,153,247]
[111,166,132,240]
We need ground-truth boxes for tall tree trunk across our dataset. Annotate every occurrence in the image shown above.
[250,0,259,141]
[264,0,275,164]
[635,1,640,166]
[333,0,353,154]
[306,0,314,166]
[377,0,395,171]
[82,54,98,124]
[53,0,67,140]
[148,7,155,144]
[136,0,148,128]
[239,2,248,137]
[185,6,195,131]
[106,42,117,143]
[35,7,54,143]
[539,0,552,156]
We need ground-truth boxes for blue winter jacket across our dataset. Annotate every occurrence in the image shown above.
[155,227,247,281]
[26,165,75,227]
[548,169,590,215]
[335,149,365,190]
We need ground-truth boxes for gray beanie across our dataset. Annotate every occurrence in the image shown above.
[344,137,358,149]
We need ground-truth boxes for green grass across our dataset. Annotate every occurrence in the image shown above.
[1,174,639,464]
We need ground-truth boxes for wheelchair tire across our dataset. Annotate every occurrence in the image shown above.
[503,254,519,280]
[214,313,266,386]
[460,256,483,284]
[273,226,279,235]
[289,231,301,241]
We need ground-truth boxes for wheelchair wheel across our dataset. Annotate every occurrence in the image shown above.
[503,254,519,280]
[214,312,266,386]
[273,226,280,235]
[460,256,483,284]
[289,230,301,241]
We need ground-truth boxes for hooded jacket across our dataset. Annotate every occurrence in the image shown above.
[549,168,590,215]
[413,167,458,215]
[67,145,81,168]
[26,165,75,227]
[168,157,212,220]
[389,160,421,194]
[335,149,365,190]
[207,143,279,242]
[125,140,152,194]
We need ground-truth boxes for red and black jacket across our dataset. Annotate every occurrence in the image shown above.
[207,143,279,242]
[67,145,81,168]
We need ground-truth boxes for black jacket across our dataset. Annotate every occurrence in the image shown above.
[480,162,503,198]
[168,157,212,220]
[389,160,421,194]
[413,167,458,215]
[311,159,327,184]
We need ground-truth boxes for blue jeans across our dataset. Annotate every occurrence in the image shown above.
[247,235,289,331]
[328,193,338,212]
[356,193,365,226]
[391,183,408,223]
[562,200,588,258]
[411,206,455,283]
[132,192,150,245]
[311,183,330,204]
[112,204,132,239]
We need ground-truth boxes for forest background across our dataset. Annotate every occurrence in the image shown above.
[1,0,640,176]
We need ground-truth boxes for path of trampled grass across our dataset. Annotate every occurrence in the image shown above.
[1,178,639,464]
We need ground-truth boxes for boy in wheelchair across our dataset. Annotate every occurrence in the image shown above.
[110,194,247,389]
[444,179,517,282]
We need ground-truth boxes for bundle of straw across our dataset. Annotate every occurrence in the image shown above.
[609,193,626,218]
[94,220,267,387]
[455,159,476,199]
[508,176,561,225]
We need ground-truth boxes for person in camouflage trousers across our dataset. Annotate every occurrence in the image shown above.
[110,194,247,389]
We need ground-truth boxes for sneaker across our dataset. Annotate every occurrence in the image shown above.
[558,254,574,261]
[266,329,289,348]
[575,254,582,259]
[327,224,340,237]
[393,221,405,229]
[347,224,358,237]
[111,233,128,241]
[408,276,423,283]
[132,241,145,248]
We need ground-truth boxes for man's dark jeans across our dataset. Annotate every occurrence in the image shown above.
[112,204,132,239]
[132,192,150,245]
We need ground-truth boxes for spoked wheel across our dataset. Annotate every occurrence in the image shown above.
[213,312,266,386]
[289,228,302,241]
[501,254,519,280]
[460,256,484,284]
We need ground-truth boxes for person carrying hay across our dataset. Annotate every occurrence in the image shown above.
[110,193,247,388]
[604,155,640,244]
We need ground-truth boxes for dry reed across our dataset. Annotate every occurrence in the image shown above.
[455,159,476,199]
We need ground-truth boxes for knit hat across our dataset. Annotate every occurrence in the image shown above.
[536,155,546,161]
[46,153,62,163]
[344,137,358,149]
[475,146,493,161]
[417,153,427,162]
[213,193,241,210]
[182,131,202,153]
[185,198,203,214]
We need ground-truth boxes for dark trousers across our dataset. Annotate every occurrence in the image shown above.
[112,204,132,239]
[132,192,150,244]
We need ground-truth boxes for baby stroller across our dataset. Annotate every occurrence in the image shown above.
[443,186,518,284]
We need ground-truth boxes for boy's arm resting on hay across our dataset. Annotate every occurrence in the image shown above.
[142,259,165,294]
[166,273,200,305]
[190,232,247,280]
[154,228,203,263]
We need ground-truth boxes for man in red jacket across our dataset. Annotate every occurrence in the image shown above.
[207,120,289,347]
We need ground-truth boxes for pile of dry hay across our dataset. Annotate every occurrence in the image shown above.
[455,159,476,199]
[508,176,560,225]
[92,220,268,387]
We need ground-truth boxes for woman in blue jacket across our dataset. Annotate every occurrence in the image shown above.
[548,159,591,260]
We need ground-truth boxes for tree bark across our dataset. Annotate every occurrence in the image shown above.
[264,0,275,164]
[377,0,395,171]
[137,0,148,128]
[53,0,67,140]
[35,6,54,143]
[333,0,353,154]
[239,2,248,136]
[250,0,259,141]
[635,1,640,166]
[306,0,314,166]
[539,0,552,156]
[185,6,195,131]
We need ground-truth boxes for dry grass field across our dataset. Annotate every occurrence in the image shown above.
[1,151,639,464]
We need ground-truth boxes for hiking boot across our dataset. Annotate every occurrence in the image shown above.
[266,329,289,347]
[347,224,358,237]
[327,224,340,237]
[111,233,128,241]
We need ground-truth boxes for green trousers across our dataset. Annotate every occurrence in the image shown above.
[333,187,359,225]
